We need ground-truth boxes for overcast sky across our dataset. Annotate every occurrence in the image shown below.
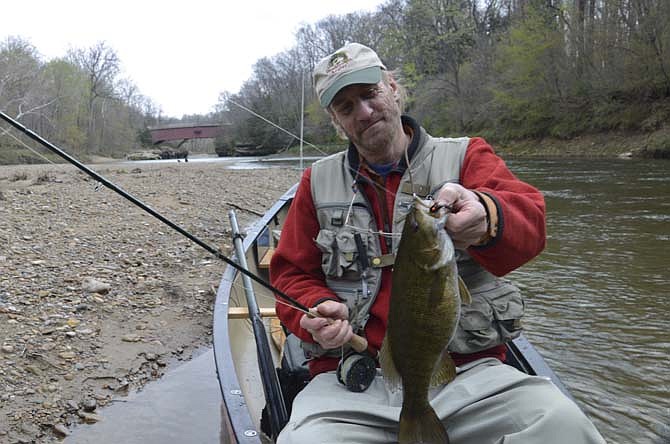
[1,0,384,117]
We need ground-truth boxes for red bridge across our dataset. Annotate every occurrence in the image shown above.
[149,124,225,145]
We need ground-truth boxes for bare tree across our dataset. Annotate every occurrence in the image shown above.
[67,41,120,151]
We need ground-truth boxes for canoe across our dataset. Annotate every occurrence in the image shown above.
[212,184,573,443]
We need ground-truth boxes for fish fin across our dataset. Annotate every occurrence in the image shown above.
[399,403,449,444]
[429,350,457,388]
[458,275,472,305]
[379,336,402,392]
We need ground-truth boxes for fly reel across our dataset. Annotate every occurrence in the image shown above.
[336,351,377,392]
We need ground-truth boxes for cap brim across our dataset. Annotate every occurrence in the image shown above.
[320,66,382,107]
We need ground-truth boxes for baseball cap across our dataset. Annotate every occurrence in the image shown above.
[313,43,386,108]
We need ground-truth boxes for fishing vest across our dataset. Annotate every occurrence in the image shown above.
[304,128,524,358]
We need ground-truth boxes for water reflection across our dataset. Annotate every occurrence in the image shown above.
[64,349,223,444]
[508,158,669,444]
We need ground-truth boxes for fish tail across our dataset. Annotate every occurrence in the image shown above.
[398,404,449,444]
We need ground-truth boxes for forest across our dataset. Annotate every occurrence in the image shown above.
[1,0,669,163]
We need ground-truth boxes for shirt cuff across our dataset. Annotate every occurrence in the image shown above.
[472,190,499,245]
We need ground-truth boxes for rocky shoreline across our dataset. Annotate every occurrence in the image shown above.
[0,160,301,443]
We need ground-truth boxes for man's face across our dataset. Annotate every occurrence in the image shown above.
[329,79,401,156]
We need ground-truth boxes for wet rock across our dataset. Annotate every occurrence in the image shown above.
[78,411,103,423]
[66,400,79,411]
[53,423,70,437]
[82,398,97,412]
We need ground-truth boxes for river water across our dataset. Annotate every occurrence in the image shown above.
[68,156,668,444]
[506,158,669,444]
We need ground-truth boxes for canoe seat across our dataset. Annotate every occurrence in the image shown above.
[258,246,275,269]
[227,306,277,319]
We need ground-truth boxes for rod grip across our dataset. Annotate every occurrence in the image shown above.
[348,333,369,353]
[308,308,368,353]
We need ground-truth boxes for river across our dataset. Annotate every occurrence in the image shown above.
[506,158,669,444]
[67,156,668,444]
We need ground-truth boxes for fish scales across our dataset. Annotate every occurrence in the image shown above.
[380,196,468,444]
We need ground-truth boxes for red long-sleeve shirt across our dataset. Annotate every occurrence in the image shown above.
[270,135,546,376]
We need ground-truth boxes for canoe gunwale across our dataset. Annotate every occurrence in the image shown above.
[213,184,298,444]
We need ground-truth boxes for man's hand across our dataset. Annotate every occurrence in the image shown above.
[432,183,488,249]
[299,300,353,350]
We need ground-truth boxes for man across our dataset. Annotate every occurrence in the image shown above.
[270,43,604,443]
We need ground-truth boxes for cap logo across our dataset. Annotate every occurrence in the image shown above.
[327,51,350,75]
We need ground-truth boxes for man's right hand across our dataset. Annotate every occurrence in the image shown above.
[299,300,353,350]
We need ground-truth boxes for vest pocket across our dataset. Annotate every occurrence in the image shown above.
[315,229,363,280]
[449,278,524,354]
[487,282,524,342]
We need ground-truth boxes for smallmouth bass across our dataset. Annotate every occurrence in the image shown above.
[380,196,471,444]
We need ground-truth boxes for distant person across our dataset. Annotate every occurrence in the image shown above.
[270,42,605,443]
[184,152,188,162]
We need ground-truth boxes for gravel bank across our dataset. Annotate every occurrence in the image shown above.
[0,160,301,443]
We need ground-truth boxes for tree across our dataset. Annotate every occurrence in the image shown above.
[0,37,46,119]
[491,2,570,138]
[67,41,120,152]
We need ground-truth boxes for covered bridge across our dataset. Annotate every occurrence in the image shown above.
[149,124,224,145]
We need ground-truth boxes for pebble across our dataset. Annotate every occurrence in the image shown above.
[82,398,97,412]
[81,277,111,295]
[53,423,71,437]
[66,400,79,411]
[122,334,142,343]
[78,411,103,423]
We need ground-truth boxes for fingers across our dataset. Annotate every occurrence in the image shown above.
[300,300,353,350]
[432,183,478,211]
[313,300,349,320]
[300,314,353,349]
[433,184,487,248]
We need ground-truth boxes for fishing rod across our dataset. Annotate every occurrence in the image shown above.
[0,110,368,351]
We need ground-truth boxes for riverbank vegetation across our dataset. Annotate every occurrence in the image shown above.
[1,0,669,164]
[220,0,670,158]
